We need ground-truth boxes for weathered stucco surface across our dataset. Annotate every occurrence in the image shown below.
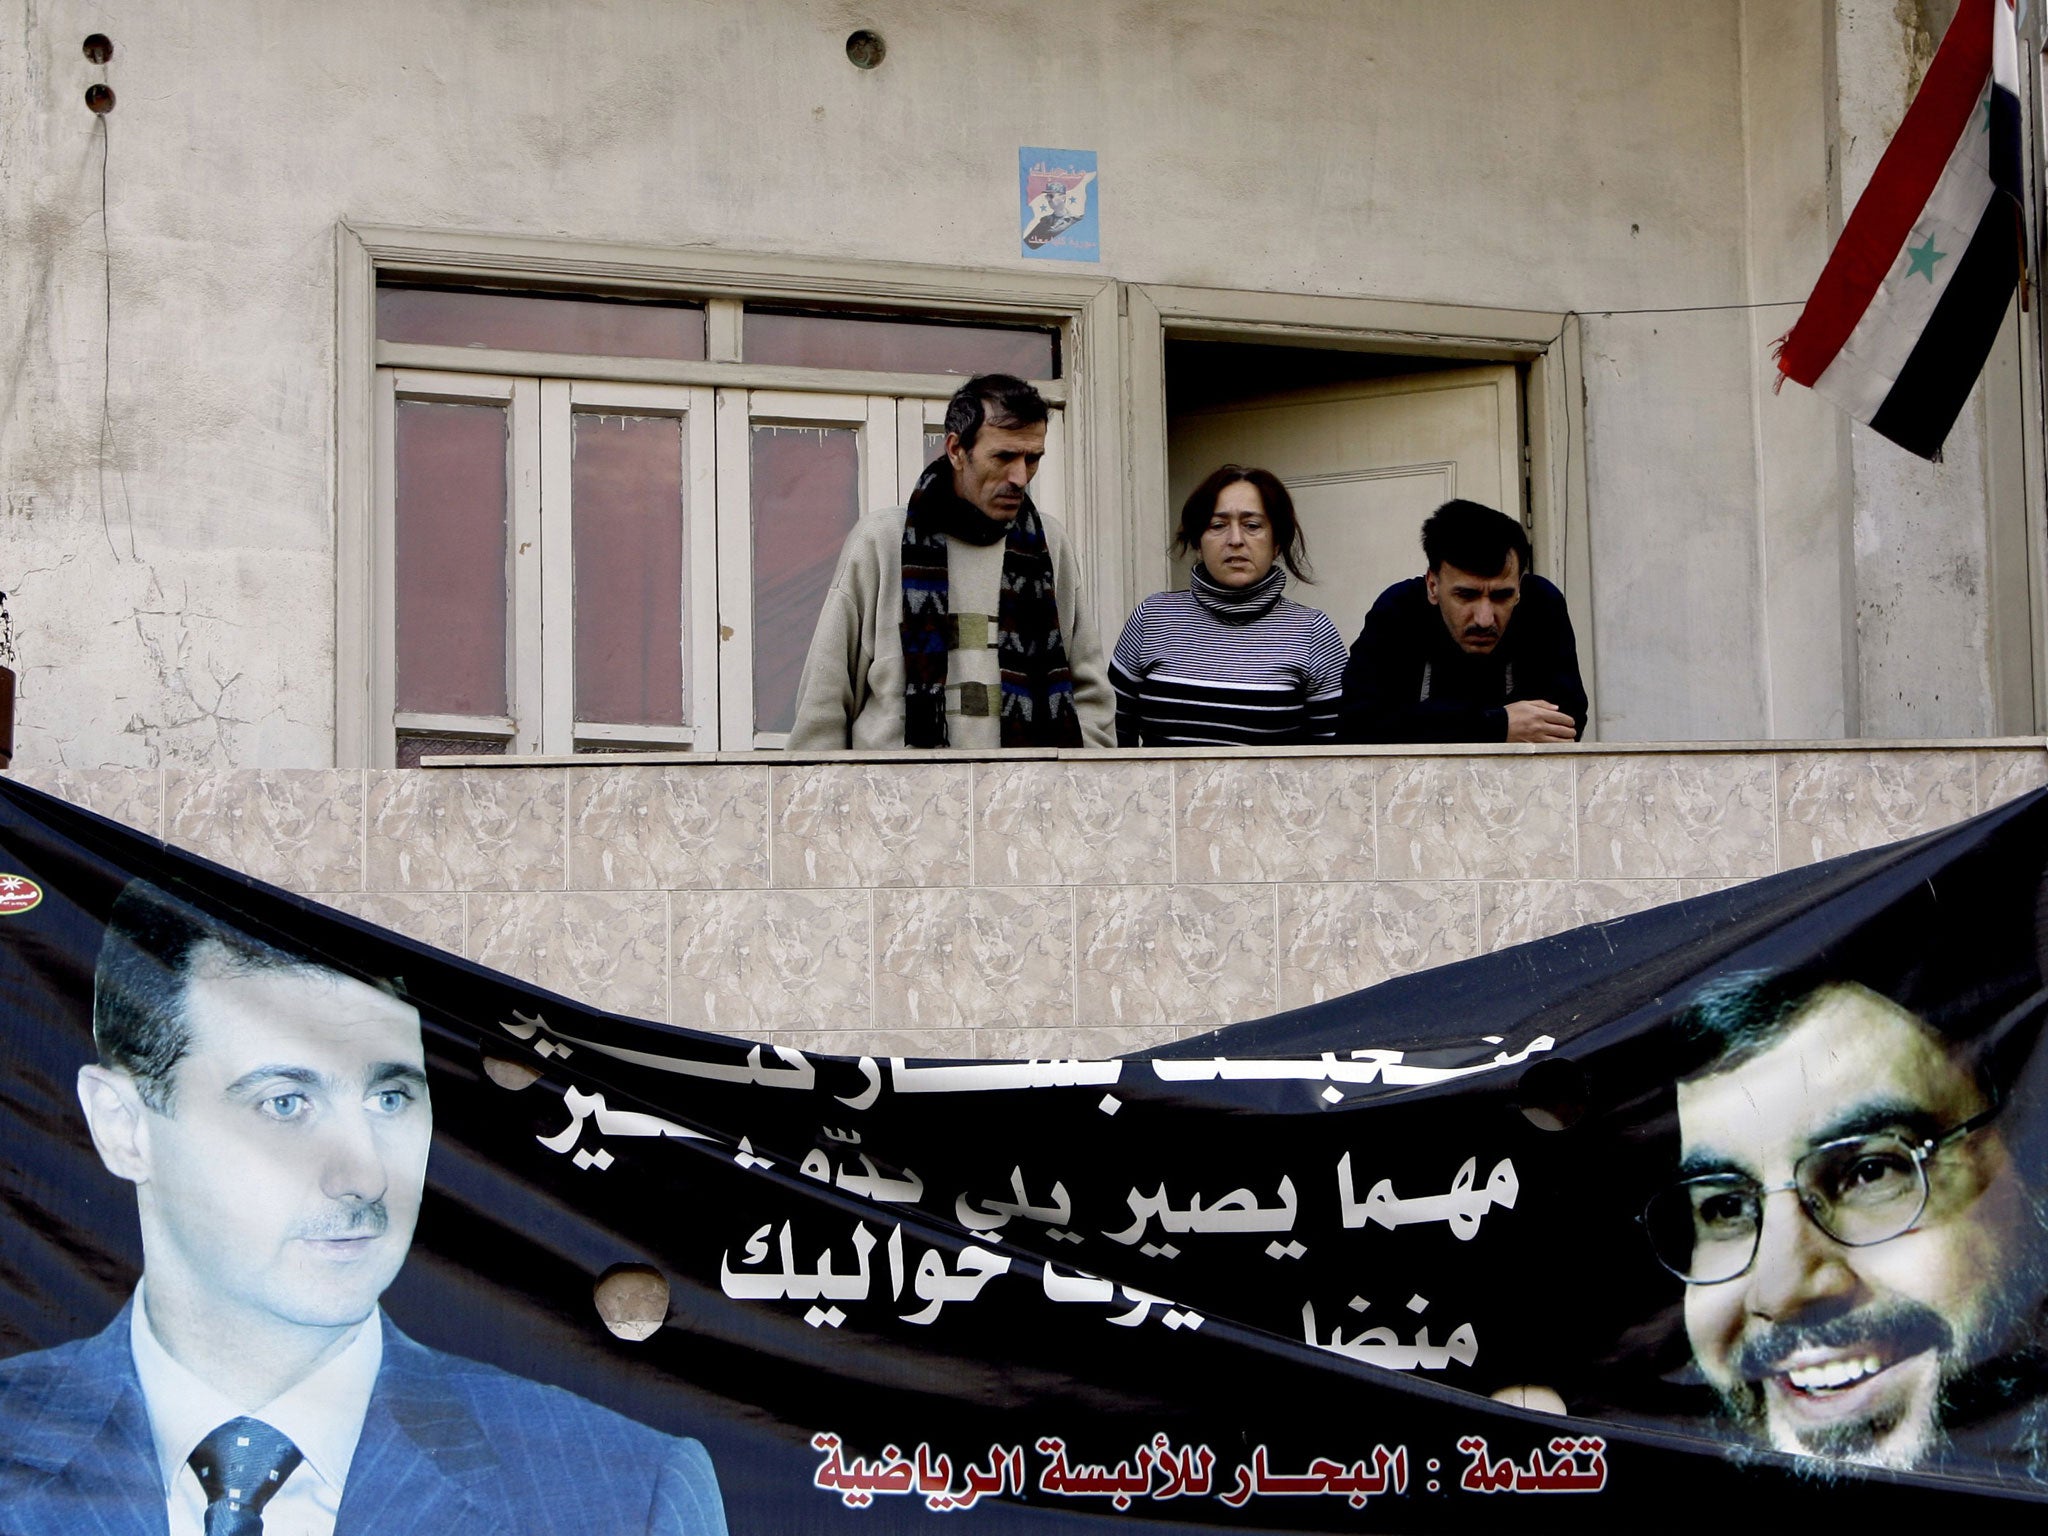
[0,0,2028,767]
[1835,0,2001,738]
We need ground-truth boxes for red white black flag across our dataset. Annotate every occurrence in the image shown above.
[1776,0,2025,459]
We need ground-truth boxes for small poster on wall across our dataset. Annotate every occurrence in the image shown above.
[1019,147,1098,261]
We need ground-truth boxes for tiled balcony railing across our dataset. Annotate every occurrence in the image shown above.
[12,740,2046,1059]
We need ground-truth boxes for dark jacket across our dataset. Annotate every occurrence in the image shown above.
[1338,574,1587,744]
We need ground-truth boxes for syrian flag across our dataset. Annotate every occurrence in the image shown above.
[1776,0,2026,459]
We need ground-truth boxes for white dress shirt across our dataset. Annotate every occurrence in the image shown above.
[128,1281,383,1536]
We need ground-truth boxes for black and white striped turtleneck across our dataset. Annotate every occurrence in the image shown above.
[1109,564,1348,747]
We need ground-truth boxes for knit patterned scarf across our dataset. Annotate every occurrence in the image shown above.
[900,457,1082,749]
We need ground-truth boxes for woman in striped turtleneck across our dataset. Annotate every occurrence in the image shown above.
[1109,465,1348,747]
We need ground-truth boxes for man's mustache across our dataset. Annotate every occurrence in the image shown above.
[298,1200,389,1241]
[1731,1300,1952,1382]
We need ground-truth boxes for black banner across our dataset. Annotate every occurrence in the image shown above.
[5,773,2048,1532]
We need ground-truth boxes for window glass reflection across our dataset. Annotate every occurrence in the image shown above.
[745,309,1054,378]
[379,287,706,362]
[394,400,508,717]
[751,425,861,734]
[573,412,687,729]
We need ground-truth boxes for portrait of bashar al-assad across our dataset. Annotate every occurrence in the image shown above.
[0,879,728,1536]
[1642,967,2048,1476]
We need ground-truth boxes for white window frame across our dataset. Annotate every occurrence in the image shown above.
[716,389,882,751]
[379,374,718,758]
[544,381,718,753]
[897,396,951,503]
[337,224,1118,767]
[378,369,540,755]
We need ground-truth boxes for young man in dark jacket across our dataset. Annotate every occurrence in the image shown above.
[1338,499,1587,744]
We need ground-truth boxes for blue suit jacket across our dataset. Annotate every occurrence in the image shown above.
[0,1308,727,1536]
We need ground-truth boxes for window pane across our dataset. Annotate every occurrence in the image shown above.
[394,400,508,717]
[751,425,861,734]
[378,287,706,361]
[573,412,686,729]
[398,734,508,767]
[745,309,1055,378]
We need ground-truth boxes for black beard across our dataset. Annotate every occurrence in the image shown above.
[1709,1204,2048,1472]
[1713,1299,1950,1460]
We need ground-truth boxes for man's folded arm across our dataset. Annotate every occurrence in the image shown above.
[1521,587,1589,739]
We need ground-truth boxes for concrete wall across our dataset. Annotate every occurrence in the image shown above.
[1741,0,1857,739]
[1834,0,2005,738]
[0,0,2028,768]
[12,742,2045,1055]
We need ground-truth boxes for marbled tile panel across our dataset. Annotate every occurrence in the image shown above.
[1575,754,1775,878]
[165,769,362,893]
[1177,757,1376,883]
[366,769,566,891]
[1374,757,1575,879]
[1775,750,1976,868]
[8,767,163,836]
[316,891,469,957]
[771,763,970,888]
[468,891,668,1021]
[875,887,1073,1032]
[567,764,770,889]
[1978,747,2048,813]
[1076,883,1276,1033]
[1278,881,1479,1009]
[974,760,1172,886]
[1479,879,1684,952]
[670,889,871,1037]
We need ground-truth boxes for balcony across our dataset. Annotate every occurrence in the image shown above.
[14,738,2043,1058]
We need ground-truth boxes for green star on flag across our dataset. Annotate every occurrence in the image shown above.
[1905,234,1948,280]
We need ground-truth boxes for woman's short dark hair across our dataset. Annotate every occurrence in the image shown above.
[1175,464,1313,581]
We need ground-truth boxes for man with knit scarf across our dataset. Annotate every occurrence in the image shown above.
[787,374,1114,751]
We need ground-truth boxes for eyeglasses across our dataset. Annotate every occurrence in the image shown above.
[1641,1108,1997,1285]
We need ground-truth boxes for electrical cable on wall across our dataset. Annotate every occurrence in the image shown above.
[85,33,134,563]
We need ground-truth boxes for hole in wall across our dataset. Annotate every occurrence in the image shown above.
[595,1263,671,1341]
[482,1052,544,1090]
[845,29,885,68]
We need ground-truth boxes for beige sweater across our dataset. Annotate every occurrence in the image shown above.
[785,508,1115,750]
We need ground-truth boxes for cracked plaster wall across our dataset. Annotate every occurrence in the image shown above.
[0,0,2009,768]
